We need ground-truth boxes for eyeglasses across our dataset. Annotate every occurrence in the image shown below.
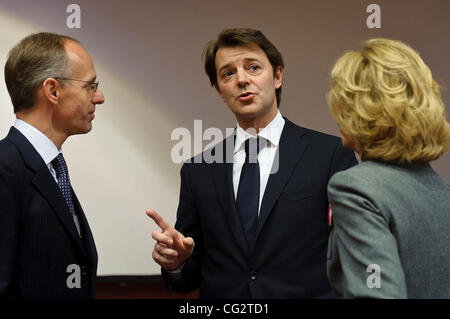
[54,77,99,92]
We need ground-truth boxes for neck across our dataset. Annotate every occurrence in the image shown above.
[16,109,67,149]
[236,107,278,134]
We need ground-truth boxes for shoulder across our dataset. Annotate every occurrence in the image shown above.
[0,135,14,152]
[0,137,24,181]
[326,162,393,230]
[284,119,357,171]
[327,160,430,215]
[0,137,22,167]
[284,118,342,146]
[330,160,435,188]
[330,161,379,183]
[328,161,391,200]
[180,135,231,171]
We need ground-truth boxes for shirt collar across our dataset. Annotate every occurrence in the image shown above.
[234,110,285,154]
[14,118,62,165]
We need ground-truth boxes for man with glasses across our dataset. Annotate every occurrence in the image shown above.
[0,32,104,298]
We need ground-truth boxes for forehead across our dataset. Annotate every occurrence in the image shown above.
[215,44,270,70]
[64,41,96,78]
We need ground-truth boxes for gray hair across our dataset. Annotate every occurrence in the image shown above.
[4,32,80,113]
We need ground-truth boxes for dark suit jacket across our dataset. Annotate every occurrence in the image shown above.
[0,127,98,299]
[162,118,357,298]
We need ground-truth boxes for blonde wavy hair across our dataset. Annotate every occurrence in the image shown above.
[328,38,450,163]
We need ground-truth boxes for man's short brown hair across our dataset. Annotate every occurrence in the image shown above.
[203,28,285,107]
[4,32,79,113]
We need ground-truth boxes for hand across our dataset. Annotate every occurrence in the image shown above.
[146,208,194,271]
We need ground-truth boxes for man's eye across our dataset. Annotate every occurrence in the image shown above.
[249,65,260,71]
[86,83,96,91]
[222,71,233,79]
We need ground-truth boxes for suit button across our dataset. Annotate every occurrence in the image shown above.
[250,271,257,281]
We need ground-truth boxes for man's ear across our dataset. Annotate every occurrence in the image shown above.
[214,84,226,102]
[274,66,283,89]
[42,78,60,104]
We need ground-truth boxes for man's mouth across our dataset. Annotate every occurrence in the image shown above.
[237,92,255,101]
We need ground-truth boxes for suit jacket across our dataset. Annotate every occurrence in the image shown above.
[327,160,450,298]
[0,127,98,299]
[162,118,357,298]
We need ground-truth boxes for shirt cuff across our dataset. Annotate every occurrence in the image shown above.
[165,263,185,280]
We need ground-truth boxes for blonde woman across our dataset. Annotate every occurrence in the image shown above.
[326,38,450,298]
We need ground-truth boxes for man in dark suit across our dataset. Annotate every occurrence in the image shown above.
[0,32,105,298]
[147,28,357,298]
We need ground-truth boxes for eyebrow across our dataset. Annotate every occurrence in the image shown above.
[218,58,261,74]
[87,75,97,83]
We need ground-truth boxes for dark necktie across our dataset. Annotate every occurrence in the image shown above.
[236,137,261,248]
[52,153,81,237]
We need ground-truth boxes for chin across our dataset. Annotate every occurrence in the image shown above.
[238,105,273,120]
[82,124,93,134]
[233,103,259,114]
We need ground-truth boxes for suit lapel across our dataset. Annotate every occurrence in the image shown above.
[211,133,251,257]
[32,169,86,254]
[72,191,98,264]
[255,119,310,240]
[7,127,87,256]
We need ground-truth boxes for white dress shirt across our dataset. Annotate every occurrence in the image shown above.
[233,110,285,214]
[14,118,62,182]
[167,111,285,275]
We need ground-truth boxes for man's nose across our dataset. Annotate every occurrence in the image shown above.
[236,69,250,87]
[92,88,105,105]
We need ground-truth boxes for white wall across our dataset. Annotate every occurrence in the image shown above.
[1,0,449,276]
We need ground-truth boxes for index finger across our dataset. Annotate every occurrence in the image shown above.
[146,208,172,231]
